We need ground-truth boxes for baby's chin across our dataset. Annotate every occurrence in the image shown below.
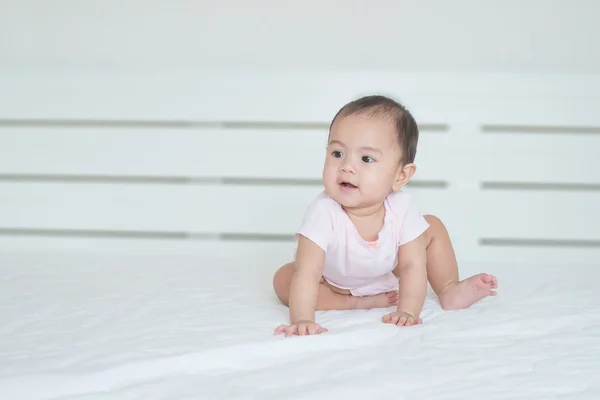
[325,188,364,209]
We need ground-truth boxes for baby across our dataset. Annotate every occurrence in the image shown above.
[273,95,498,337]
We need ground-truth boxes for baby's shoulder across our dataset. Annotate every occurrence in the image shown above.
[296,191,341,252]
[385,190,418,215]
[302,191,342,221]
[385,190,430,245]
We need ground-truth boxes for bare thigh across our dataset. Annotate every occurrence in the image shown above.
[391,214,459,290]
[272,262,351,305]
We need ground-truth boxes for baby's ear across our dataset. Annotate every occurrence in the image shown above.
[393,163,416,191]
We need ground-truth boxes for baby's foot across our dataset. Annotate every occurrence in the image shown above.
[438,273,498,310]
[352,291,399,310]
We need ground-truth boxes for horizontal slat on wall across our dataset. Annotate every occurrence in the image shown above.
[0,127,450,181]
[477,129,600,184]
[0,183,450,235]
[3,235,600,265]
[475,191,600,241]
[0,72,456,124]
[468,245,600,265]
[3,72,600,126]
[0,238,299,271]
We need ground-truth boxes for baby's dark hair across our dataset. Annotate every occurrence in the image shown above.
[329,95,419,164]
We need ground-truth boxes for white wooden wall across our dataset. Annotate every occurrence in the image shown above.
[1,71,599,265]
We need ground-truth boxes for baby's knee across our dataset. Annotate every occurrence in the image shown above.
[272,263,289,291]
[424,214,448,233]
[423,214,448,242]
[272,262,294,305]
[424,214,443,227]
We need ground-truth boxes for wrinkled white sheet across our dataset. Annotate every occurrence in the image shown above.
[0,253,599,400]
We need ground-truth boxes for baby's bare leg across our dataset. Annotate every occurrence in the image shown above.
[414,215,498,309]
[273,263,398,311]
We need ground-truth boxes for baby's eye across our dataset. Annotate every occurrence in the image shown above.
[332,151,343,158]
[362,156,375,163]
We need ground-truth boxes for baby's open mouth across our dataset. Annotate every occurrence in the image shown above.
[340,181,357,189]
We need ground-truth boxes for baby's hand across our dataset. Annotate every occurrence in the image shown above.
[382,311,422,327]
[274,320,328,337]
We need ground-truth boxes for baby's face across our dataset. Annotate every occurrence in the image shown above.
[322,113,404,210]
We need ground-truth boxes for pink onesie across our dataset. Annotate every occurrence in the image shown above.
[294,190,430,297]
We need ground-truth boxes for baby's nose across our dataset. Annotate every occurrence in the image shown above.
[340,162,356,174]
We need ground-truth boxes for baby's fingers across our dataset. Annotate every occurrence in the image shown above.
[382,313,399,325]
[310,324,328,335]
[274,325,288,335]
[274,324,298,337]
[297,324,310,336]
[285,325,298,337]
[301,324,327,335]
[274,323,327,337]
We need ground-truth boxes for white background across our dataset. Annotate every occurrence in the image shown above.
[1,0,599,265]
[1,0,599,74]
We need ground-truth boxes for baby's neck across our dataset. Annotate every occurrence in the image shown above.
[342,202,385,219]
[343,202,386,242]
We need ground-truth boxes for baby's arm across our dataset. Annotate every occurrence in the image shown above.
[274,235,328,337]
[275,194,334,336]
[382,191,429,326]
[396,233,428,318]
[289,235,326,323]
[383,232,428,327]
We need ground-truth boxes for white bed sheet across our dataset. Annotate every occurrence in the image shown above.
[0,253,599,400]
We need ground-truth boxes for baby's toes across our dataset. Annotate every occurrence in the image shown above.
[490,276,499,289]
[480,274,494,284]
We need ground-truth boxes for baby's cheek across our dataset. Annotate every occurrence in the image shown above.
[322,170,336,186]
[363,173,387,189]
